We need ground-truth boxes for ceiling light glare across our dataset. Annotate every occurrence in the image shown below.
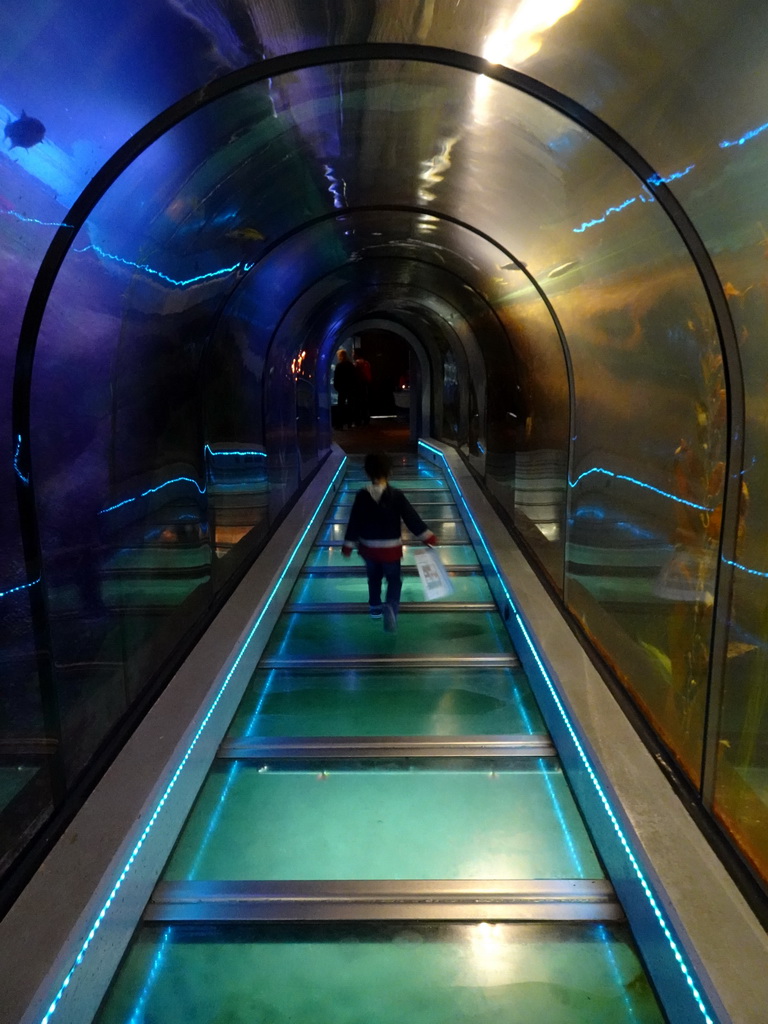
[483,0,583,66]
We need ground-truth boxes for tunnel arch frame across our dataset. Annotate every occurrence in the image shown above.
[258,254,481,453]
[194,201,574,429]
[196,201,577,590]
[13,41,743,811]
[202,209,550,472]
[333,316,432,440]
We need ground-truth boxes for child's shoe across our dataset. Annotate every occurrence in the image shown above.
[382,604,398,633]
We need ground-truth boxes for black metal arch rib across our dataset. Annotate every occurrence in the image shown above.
[197,202,574,445]
[13,43,742,438]
[12,43,744,812]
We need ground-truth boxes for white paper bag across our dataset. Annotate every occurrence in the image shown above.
[413,546,454,601]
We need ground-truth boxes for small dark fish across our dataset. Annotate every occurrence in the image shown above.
[5,110,46,149]
[225,227,265,242]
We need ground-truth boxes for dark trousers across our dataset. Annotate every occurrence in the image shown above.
[336,391,355,427]
[364,558,402,611]
[352,385,370,425]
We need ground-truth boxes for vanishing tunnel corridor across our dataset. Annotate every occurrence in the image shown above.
[2,4,768,1024]
[92,452,665,1024]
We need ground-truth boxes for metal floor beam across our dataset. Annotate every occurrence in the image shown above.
[148,878,623,923]
[218,734,556,759]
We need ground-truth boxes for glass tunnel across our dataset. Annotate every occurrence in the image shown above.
[1,3,768,1023]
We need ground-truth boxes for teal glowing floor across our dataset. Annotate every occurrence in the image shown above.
[163,761,601,881]
[317,520,470,543]
[306,543,478,568]
[96,921,664,1024]
[326,501,461,519]
[228,666,544,736]
[288,571,491,604]
[262,610,515,660]
[93,453,665,1024]
[340,476,449,491]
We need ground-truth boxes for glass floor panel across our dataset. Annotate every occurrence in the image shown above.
[339,478,450,492]
[323,507,462,525]
[96,921,665,1024]
[287,572,493,604]
[163,762,603,881]
[262,610,515,660]
[227,666,545,737]
[341,470,428,484]
[317,521,470,544]
[306,544,478,568]
[334,493,454,508]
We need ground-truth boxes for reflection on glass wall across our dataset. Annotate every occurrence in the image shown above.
[454,68,732,792]
[704,163,768,884]
[1,83,339,893]
[491,284,570,589]
[0,600,57,882]
[441,350,460,441]
[204,289,273,564]
[1,4,767,918]
[412,60,761,889]
[0,53,93,885]
[541,142,726,786]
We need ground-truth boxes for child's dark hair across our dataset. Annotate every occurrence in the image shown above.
[364,452,392,481]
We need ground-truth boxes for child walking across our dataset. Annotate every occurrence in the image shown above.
[342,452,437,632]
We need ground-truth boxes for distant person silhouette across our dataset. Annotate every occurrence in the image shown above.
[333,349,358,429]
[353,350,372,425]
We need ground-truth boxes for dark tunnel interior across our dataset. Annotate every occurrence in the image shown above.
[2,4,768,1018]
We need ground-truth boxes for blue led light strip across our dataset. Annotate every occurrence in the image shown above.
[188,764,241,881]
[99,476,206,515]
[720,121,768,148]
[418,440,716,1024]
[537,755,586,876]
[74,244,244,289]
[204,444,266,459]
[249,669,278,726]
[129,671,278,1002]
[572,164,695,234]
[126,927,172,1024]
[1,209,73,229]
[99,451,265,516]
[4,456,759,602]
[38,457,346,1024]
[14,433,29,485]
[0,576,40,599]
[569,465,712,512]
[186,667,280,876]
[598,921,642,1023]
[568,468,768,577]
[573,196,637,234]
[723,557,768,579]
[513,611,715,1023]
[647,165,696,187]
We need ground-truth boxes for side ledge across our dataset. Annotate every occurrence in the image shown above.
[0,449,346,1024]
[421,439,768,1024]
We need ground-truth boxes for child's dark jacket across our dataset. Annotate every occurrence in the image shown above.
[343,485,435,562]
